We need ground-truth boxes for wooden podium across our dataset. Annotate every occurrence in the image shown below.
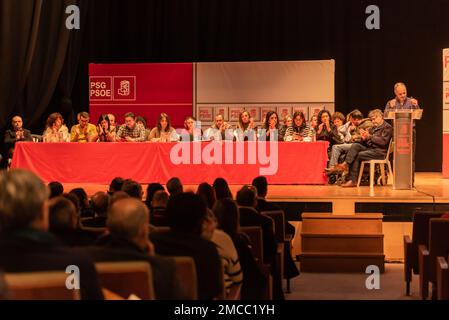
[385,109,423,190]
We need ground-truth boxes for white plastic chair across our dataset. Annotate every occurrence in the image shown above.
[357,140,394,188]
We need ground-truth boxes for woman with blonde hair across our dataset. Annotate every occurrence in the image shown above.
[234,110,257,141]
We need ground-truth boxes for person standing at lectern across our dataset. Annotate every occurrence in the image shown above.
[384,82,420,185]
[384,82,420,115]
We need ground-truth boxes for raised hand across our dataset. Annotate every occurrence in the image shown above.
[389,99,396,108]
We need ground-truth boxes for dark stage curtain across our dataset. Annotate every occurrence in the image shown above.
[1,0,449,171]
[0,0,76,156]
[0,0,43,129]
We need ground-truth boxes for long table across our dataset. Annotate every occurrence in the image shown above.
[11,141,329,185]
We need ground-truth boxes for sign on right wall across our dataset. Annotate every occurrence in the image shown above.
[443,49,449,178]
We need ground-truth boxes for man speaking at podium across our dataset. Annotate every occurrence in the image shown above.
[384,82,420,113]
[384,82,421,187]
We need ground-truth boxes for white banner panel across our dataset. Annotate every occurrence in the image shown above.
[444,110,449,133]
[196,60,334,103]
[444,49,449,81]
[443,49,449,178]
[444,82,449,108]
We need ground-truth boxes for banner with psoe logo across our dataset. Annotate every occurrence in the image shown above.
[443,49,449,178]
[89,63,193,127]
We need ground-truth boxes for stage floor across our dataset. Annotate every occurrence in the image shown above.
[63,172,449,203]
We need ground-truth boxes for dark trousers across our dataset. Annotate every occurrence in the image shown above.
[345,143,385,182]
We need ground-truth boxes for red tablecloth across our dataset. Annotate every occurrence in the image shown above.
[11,141,329,185]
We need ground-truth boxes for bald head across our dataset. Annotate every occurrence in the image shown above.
[394,82,407,103]
[12,116,23,130]
[214,114,224,128]
[107,198,149,240]
[91,192,110,217]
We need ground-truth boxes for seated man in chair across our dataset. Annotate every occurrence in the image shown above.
[4,116,33,164]
[332,109,393,187]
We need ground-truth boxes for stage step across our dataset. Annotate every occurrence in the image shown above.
[301,213,383,234]
[299,252,385,273]
[301,233,384,253]
[299,213,385,272]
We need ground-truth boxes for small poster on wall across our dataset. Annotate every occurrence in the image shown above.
[292,105,309,120]
[309,105,323,118]
[444,83,449,107]
[323,103,335,114]
[277,106,292,121]
[198,106,214,122]
[229,107,242,122]
[260,106,274,123]
[215,106,229,121]
[247,106,260,122]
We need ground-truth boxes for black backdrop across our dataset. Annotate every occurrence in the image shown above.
[1,0,449,171]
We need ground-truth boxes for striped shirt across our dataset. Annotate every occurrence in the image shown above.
[284,123,315,141]
[211,229,243,294]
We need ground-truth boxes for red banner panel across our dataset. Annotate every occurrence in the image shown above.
[11,141,329,185]
[89,63,193,128]
[444,134,449,178]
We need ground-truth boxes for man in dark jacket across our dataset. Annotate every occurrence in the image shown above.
[0,169,103,300]
[4,116,32,161]
[150,193,223,300]
[336,109,393,187]
[251,176,300,281]
[86,198,186,300]
[252,176,295,237]
[236,185,285,300]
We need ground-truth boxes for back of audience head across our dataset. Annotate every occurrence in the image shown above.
[197,182,217,209]
[0,170,49,232]
[121,179,143,199]
[201,209,217,241]
[251,176,268,198]
[212,177,233,200]
[48,181,64,199]
[91,192,110,217]
[48,196,77,232]
[213,198,240,236]
[236,185,258,208]
[69,188,89,209]
[107,198,151,253]
[167,192,207,235]
[62,193,81,216]
[152,190,168,208]
[108,177,124,195]
[166,177,183,196]
[110,191,130,206]
[145,183,165,207]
